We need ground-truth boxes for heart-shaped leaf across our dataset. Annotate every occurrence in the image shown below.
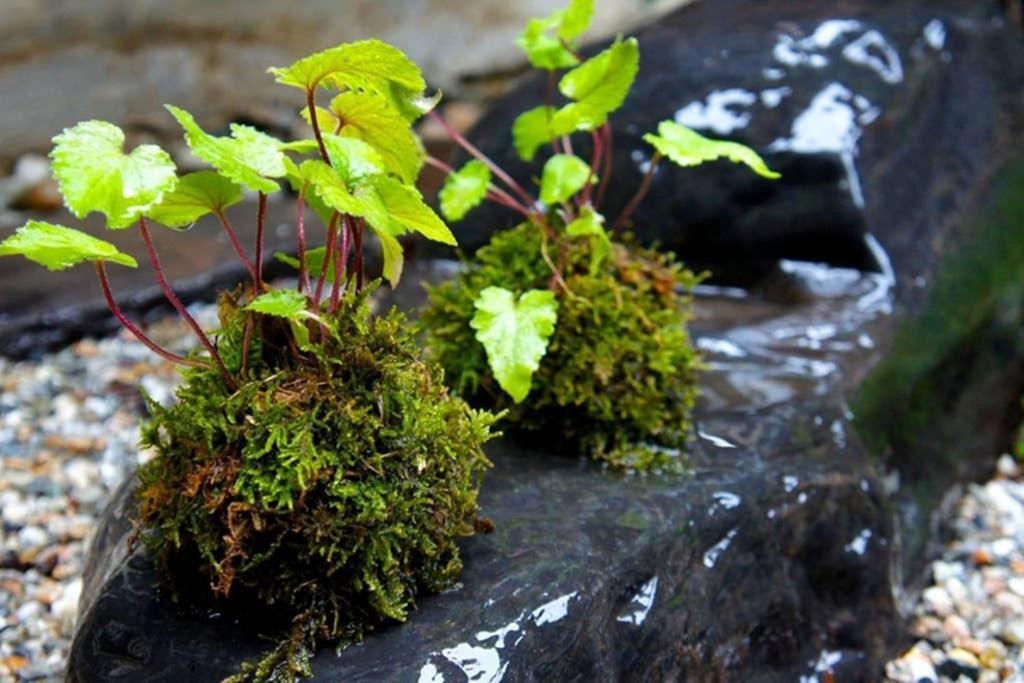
[439,160,491,222]
[539,154,593,205]
[0,221,138,270]
[146,171,244,228]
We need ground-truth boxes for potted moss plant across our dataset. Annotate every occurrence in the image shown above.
[419,0,779,471]
[0,39,499,681]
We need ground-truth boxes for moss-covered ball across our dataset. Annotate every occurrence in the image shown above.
[421,222,702,471]
[137,289,497,677]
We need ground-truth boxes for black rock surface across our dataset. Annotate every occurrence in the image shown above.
[68,0,1024,680]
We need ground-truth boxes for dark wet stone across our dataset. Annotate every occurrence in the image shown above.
[71,259,901,681]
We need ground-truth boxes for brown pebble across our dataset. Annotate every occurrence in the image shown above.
[41,434,107,454]
[974,548,993,566]
[0,655,29,673]
[1011,558,1024,575]
[11,178,62,211]
[0,578,24,597]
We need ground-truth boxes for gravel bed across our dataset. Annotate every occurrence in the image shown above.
[886,455,1024,683]
[0,307,210,682]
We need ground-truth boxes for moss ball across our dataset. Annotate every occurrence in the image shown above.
[420,222,702,471]
[137,289,497,665]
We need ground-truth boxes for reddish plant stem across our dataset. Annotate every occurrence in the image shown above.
[562,135,574,157]
[295,185,311,295]
[314,212,340,302]
[611,151,662,237]
[596,123,614,208]
[330,216,352,311]
[354,219,365,291]
[306,88,330,164]
[254,192,267,290]
[137,218,236,389]
[214,211,257,283]
[581,130,603,206]
[94,261,204,368]
[240,316,254,377]
[428,110,536,208]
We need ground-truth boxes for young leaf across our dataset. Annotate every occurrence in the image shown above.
[375,230,405,287]
[0,220,138,270]
[50,120,177,229]
[165,106,285,194]
[244,288,322,351]
[643,120,781,179]
[300,160,364,217]
[439,160,491,221]
[470,286,559,403]
[516,0,594,70]
[552,37,640,132]
[512,106,557,162]
[322,134,387,187]
[146,171,243,228]
[268,40,426,116]
[565,206,611,275]
[328,92,424,183]
[539,154,593,205]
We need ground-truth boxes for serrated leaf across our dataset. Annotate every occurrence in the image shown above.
[643,120,781,179]
[322,134,387,187]
[0,220,138,270]
[439,160,490,221]
[329,92,424,183]
[280,139,323,154]
[559,0,594,40]
[146,171,243,228]
[165,106,285,194]
[361,177,456,245]
[300,160,364,217]
[50,120,177,229]
[553,37,640,132]
[516,0,593,70]
[471,287,558,403]
[375,230,404,287]
[565,206,610,275]
[512,106,557,162]
[539,154,592,205]
[268,39,426,117]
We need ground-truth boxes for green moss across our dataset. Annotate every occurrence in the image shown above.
[137,287,498,681]
[420,223,702,471]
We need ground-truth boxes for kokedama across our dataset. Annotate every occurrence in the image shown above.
[420,0,779,470]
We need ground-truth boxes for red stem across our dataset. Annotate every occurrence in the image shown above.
[94,261,204,368]
[295,185,311,294]
[330,216,352,311]
[428,110,536,208]
[314,212,340,302]
[306,88,330,164]
[354,220,364,291]
[215,211,257,283]
[138,218,236,390]
[596,123,614,208]
[425,156,533,217]
[254,192,267,289]
[611,152,662,238]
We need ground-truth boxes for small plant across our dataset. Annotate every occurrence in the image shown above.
[420,0,779,469]
[1,39,499,681]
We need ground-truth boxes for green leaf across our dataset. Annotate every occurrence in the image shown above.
[322,134,387,187]
[512,106,557,162]
[516,0,594,70]
[565,206,610,275]
[146,171,243,228]
[375,230,404,287]
[50,120,177,229]
[643,120,781,179]
[329,92,424,183]
[470,286,559,403]
[245,288,322,352]
[268,39,426,116]
[165,105,285,193]
[300,159,364,216]
[553,37,640,132]
[439,160,491,221]
[361,177,457,245]
[539,154,592,205]
[0,220,138,270]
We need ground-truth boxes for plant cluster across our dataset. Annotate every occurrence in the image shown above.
[420,0,779,468]
[0,37,499,682]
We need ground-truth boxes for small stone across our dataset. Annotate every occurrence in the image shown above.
[923,586,955,617]
[973,548,993,567]
[989,538,1015,559]
[996,454,1020,478]
[934,561,964,582]
[17,525,48,549]
[977,640,1006,670]
[943,615,971,642]
[1007,576,1024,597]
[999,619,1024,645]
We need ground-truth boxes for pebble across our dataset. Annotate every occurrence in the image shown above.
[887,454,1024,682]
[0,307,205,682]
